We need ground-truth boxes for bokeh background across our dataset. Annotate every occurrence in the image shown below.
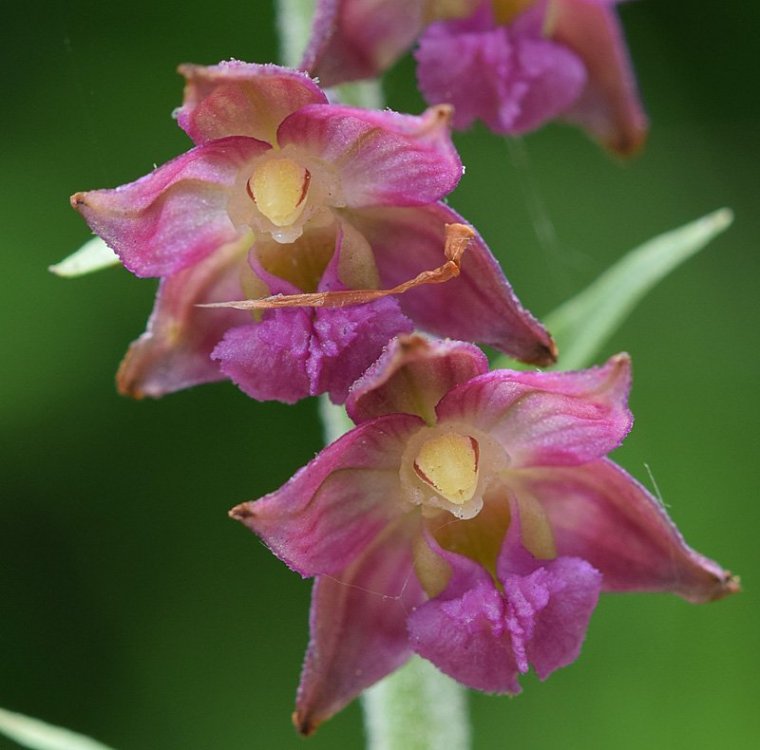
[2,2,758,748]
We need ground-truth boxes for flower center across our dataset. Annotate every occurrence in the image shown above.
[424,0,477,22]
[491,0,534,25]
[413,432,480,506]
[247,157,311,228]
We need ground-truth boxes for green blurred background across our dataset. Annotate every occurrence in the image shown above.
[2,2,758,748]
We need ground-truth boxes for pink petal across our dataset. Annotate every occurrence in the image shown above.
[409,573,523,693]
[302,0,426,88]
[345,204,556,365]
[277,104,462,207]
[212,229,414,404]
[176,61,327,145]
[550,0,648,155]
[346,334,489,424]
[212,315,313,403]
[230,413,424,576]
[409,509,600,692]
[71,137,269,278]
[213,298,413,404]
[496,512,601,680]
[294,519,423,735]
[513,459,739,603]
[415,15,586,133]
[117,235,251,398]
[436,354,632,467]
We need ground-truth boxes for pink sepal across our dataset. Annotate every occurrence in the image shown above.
[346,334,489,424]
[230,414,423,577]
[278,103,462,207]
[346,203,557,365]
[293,519,423,735]
[71,137,268,278]
[437,354,632,467]
[176,61,327,145]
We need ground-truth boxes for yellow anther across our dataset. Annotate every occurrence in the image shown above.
[248,157,310,227]
[414,432,480,505]
[491,0,534,25]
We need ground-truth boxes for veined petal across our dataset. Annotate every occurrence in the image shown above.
[407,528,524,693]
[512,459,739,603]
[549,0,648,155]
[71,137,269,278]
[294,519,423,735]
[230,414,424,576]
[212,227,414,404]
[345,204,556,365]
[346,334,489,425]
[176,61,327,145]
[436,354,632,467]
[277,104,462,207]
[117,234,251,399]
[409,505,600,692]
[302,0,426,88]
[496,511,601,680]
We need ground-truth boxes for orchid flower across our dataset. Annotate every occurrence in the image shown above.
[304,0,647,154]
[231,335,737,733]
[71,61,554,403]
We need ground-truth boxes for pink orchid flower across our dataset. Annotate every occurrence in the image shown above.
[304,0,647,154]
[231,335,737,733]
[72,62,554,403]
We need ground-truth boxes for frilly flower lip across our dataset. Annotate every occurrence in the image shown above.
[71,61,555,404]
[304,0,647,154]
[231,335,738,733]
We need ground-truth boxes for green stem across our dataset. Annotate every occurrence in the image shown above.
[275,2,471,744]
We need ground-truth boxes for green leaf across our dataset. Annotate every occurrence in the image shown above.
[0,707,116,750]
[497,208,733,372]
[49,237,120,278]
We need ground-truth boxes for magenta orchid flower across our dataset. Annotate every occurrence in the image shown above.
[71,61,554,403]
[231,335,737,733]
[304,0,647,154]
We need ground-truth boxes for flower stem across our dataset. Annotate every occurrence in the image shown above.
[362,656,471,750]
[275,1,472,745]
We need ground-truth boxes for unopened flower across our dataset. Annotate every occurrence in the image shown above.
[304,0,647,154]
[231,335,737,733]
[72,62,554,403]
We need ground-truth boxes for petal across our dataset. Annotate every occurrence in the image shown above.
[416,20,585,134]
[117,234,251,398]
[277,104,462,207]
[212,315,313,404]
[302,0,426,87]
[519,556,600,680]
[410,510,601,692]
[308,299,414,403]
[176,61,327,145]
[71,137,269,278]
[436,354,632,467]
[230,413,424,576]
[512,459,739,603]
[345,204,556,365]
[213,228,414,404]
[408,534,523,692]
[346,334,489,425]
[294,519,423,735]
[496,510,601,680]
[549,0,648,155]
